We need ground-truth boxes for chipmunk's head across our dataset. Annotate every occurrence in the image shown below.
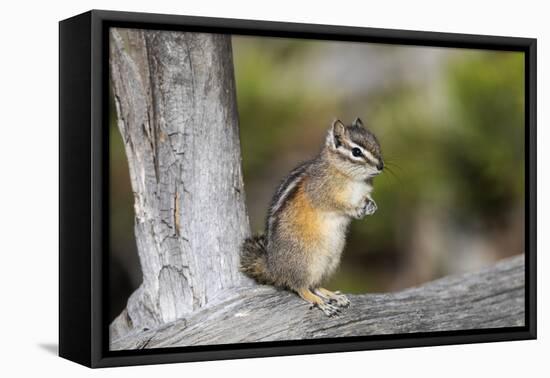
[325,118,383,180]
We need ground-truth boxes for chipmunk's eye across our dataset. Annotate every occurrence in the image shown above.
[351,147,363,157]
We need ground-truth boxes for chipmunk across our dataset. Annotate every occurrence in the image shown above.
[240,118,383,317]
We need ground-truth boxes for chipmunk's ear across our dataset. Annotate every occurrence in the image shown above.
[327,119,346,149]
[332,119,346,138]
[353,117,365,128]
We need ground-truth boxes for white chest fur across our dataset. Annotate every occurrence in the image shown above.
[346,179,373,208]
[307,211,350,286]
[321,212,350,253]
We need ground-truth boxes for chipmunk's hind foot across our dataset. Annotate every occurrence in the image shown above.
[314,301,341,317]
[329,291,350,308]
[314,288,351,308]
[297,288,342,317]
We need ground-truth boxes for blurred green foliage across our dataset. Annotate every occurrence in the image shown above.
[233,38,340,176]
[444,52,525,220]
[233,37,525,293]
[352,50,525,248]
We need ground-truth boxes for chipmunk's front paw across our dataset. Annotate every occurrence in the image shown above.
[364,199,377,215]
[352,204,368,219]
[351,207,365,220]
[352,199,377,219]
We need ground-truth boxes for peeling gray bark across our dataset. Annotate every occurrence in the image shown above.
[109,28,252,340]
[111,255,524,350]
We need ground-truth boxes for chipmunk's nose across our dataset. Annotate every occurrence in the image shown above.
[377,160,384,171]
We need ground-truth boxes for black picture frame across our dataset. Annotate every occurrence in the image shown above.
[59,9,537,368]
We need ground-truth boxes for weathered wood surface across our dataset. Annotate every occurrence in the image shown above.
[109,28,252,340]
[111,254,524,350]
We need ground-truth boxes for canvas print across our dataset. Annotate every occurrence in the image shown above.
[108,27,525,350]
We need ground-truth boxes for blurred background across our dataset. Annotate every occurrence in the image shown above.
[109,35,525,322]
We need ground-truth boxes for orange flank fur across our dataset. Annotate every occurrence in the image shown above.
[281,181,322,246]
[277,180,350,287]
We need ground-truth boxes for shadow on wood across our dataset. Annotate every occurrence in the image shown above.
[111,254,524,350]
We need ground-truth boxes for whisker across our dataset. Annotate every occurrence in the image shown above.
[384,161,404,171]
[381,165,401,183]
[382,154,399,161]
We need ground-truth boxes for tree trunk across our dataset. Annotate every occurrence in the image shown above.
[109,28,251,340]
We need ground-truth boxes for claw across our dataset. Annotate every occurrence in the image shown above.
[353,199,378,219]
[317,301,341,317]
[331,293,351,308]
[364,199,377,215]
[313,288,351,310]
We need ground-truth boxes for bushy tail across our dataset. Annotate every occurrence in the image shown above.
[240,234,271,284]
